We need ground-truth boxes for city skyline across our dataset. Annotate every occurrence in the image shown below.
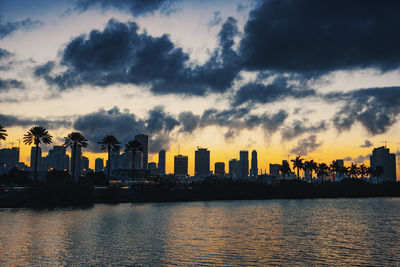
[1,0,400,176]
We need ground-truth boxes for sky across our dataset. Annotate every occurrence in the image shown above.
[1,0,400,176]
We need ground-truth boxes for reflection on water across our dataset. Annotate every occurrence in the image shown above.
[1,198,400,266]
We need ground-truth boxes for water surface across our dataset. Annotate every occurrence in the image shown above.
[1,198,399,266]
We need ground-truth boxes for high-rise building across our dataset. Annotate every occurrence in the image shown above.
[71,145,82,180]
[250,150,258,177]
[134,151,143,169]
[239,150,249,179]
[30,146,42,170]
[0,147,19,168]
[370,146,396,182]
[134,134,148,169]
[47,146,69,171]
[148,162,157,175]
[95,158,104,173]
[195,147,210,176]
[158,150,166,175]
[229,159,238,179]
[81,156,89,171]
[214,162,225,177]
[174,155,188,176]
[269,164,280,177]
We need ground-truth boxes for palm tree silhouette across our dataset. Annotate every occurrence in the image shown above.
[359,164,368,179]
[98,135,121,180]
[278,161,291,180]
[317,163,329,182]
[291,156,304,179]
[23,126,53,184]
[348,163,359,179]
[125,140,143,177]
[329,160,341,182]
[63,132,88,181]
[0,125,7,141]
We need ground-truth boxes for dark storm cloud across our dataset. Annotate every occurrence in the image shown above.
[0,48,11,59]
[240,0,400,73]
[0,18,43,39]
[360,140,373,148]
[290,135,322,156]
[0,114,72,129]
[328,86,400,135]
[73,106,180,153]
[0,79,24,91]
[35,17,241,95]
[233,76,316,105]
[281,120,326,141]
[75,0,179,16]
[178,111,200,133]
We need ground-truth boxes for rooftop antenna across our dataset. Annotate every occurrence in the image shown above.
[382,140,387,148]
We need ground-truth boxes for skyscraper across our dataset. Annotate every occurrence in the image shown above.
[0,147,19,169]
[30,146,42,170]
[370,146,396,182]
[214,162,225,177]
[250,150,258,177]
[158,150,166,175]
[134,134,148,169]
[229,159,238,179]
[174,155,188,176]
[195,147,210,176]
[81,156,89,171]
[239,150,249,179]
[47,146,69,171]
[95,158,104,173]
[71,145,82,181]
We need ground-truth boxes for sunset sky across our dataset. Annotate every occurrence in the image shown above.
[1,0,400,176]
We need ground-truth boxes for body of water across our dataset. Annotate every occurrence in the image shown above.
[1,198,400,266]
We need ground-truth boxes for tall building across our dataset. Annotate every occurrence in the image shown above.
[134,134,148,169]
[0,147,19,168]
[195,147,210,176]
[250,150,258,177]
[158,150,166,175]
[148,162,157,175]
[239,150,249,179]
[81,156,89,171]
[370,146,396,182]
[30,146,42,170]
[269,164,280,177]
[47,146,69,171]
[214,162,225,177]
[70,145,82,181]
[174,155,188,176]
[229,159,238,179]
[95,158,104,173]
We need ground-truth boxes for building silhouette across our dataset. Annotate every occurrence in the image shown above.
[370,146,396,182]
[158,150,166,175]
[174,155,188,176]
[148,162,157,175]
[47,146,69,171]
[30,146,42,170]
[134,134,148,169]
[195,147,210,176]
[250,150,258,177]
[229,159,238,179]
[95,158,104,173]
[239,150,249,179]
[0,147,19,169]
[269,163,280,177]
[82,156,89,171]
[71,145,82,180]
[214,162,225,177]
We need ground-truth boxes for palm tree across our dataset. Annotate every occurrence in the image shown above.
[329,160,341,182]
[291,156,304,179]
[348,163,359,179]
[63,132,88,181]
[125,140,143,177]
[278,161,291,180]
[23,126,53,184]
[317,163,329,182]
[0,125,7,141]
[98,135,121,180]
[359,164,368,179]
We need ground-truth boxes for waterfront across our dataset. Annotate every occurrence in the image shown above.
[1,198,399,266]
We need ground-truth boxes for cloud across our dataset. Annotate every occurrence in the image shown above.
[0,114,72,129]
[240,0,400,73]
[0,79,24,91]
[73,106,180,153]
[344,154,370,163]
[290,135,322,155]
[233,76,316,105]
[74,0,179,16]
[329,86,400,135]
[178,111,200,133]
[281,120,326,141]
[0,48,11,59]
[35,18,241,95]
[360,140,373,148]
[0,18,43,39]
[208,11,222,29]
